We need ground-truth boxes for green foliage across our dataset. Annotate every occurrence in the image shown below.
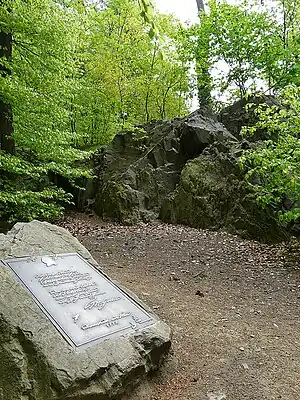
[190,9,213,105]
[0,0,192,223]
[192,0,300,103]
[0,187,73,222]
[73,0,191,145]
[191,0,300,227]
[240,86,300,222]
[0,0,91,222]
[138,0,158,39]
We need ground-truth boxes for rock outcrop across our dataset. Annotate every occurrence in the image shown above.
[93,109,236,223]
[92,106,283,241]
[160,151,281,241]
[0,221,171,400]
[218,95,279,141]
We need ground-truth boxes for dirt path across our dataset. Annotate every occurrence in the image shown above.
[60,213,300,400]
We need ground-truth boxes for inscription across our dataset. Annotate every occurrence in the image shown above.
[84,296,122,311]
[130,315,143,329]
[49,282,105,305]
[4,253,154,347]
[36,270,92,287]
[132,315,143,323]
[73,314,80,323]
[81,311,132,331]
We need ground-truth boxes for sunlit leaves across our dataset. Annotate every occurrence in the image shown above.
[0,0,90,221]
[193,0,299,102]
[75,0,191,141]
[240,86,300,222]
[0,0,192,222]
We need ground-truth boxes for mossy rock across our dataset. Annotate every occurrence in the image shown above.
[160,155,285,242]
[95,181,140,225]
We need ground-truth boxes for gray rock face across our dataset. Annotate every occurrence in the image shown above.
[93,120,185,224]
[93,109,237,225]
[159,153,283,241]
[179,108,237,158]
[218,95,279,141]
[91,107,284,241]
[0,221,171,400]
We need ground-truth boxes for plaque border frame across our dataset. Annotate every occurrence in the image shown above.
[2,252,155,349]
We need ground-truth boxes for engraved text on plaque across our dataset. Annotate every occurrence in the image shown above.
[3,253,154,347]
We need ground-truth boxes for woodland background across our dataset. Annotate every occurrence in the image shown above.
[0,0,299,225]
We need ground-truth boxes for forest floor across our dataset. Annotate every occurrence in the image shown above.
[60,212,300,400]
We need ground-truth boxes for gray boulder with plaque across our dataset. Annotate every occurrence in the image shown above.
[0,220,171,400]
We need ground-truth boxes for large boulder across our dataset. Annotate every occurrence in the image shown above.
[90,105,286,241]
[93,121,185,224]
[93,109,237,225]
[0,221,171,400]
[160,150,283,241]
[218,95,279,141]
[179,107,237,158]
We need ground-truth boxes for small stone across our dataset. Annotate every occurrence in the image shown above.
[207,392,227,400]
[195,290,205,297]
[239,346,245,351]
[241,362,249,370]
[169,275,180,281]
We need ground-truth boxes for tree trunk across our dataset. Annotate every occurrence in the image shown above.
[196,0,205,13]
[145,43,158,122]
[195,0,211,106]
[0,21,15,154]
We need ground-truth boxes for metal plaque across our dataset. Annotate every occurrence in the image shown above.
[3,253,154,348]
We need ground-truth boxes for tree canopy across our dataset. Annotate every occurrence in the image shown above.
[0,0,299,224]
[193,0,300,103]
[0,0,191,222]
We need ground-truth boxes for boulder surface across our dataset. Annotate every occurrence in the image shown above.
[0,220,171,400]
[93,108,237,225]
[92,107,283,241]
[159,152,281,241]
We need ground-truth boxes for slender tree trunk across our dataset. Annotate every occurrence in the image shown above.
[195,0,211,106]
[145,43,158,122]
[0,13,15,154]
[161,86,171,119]
[282,0,287,49]
[196,0,205,13]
